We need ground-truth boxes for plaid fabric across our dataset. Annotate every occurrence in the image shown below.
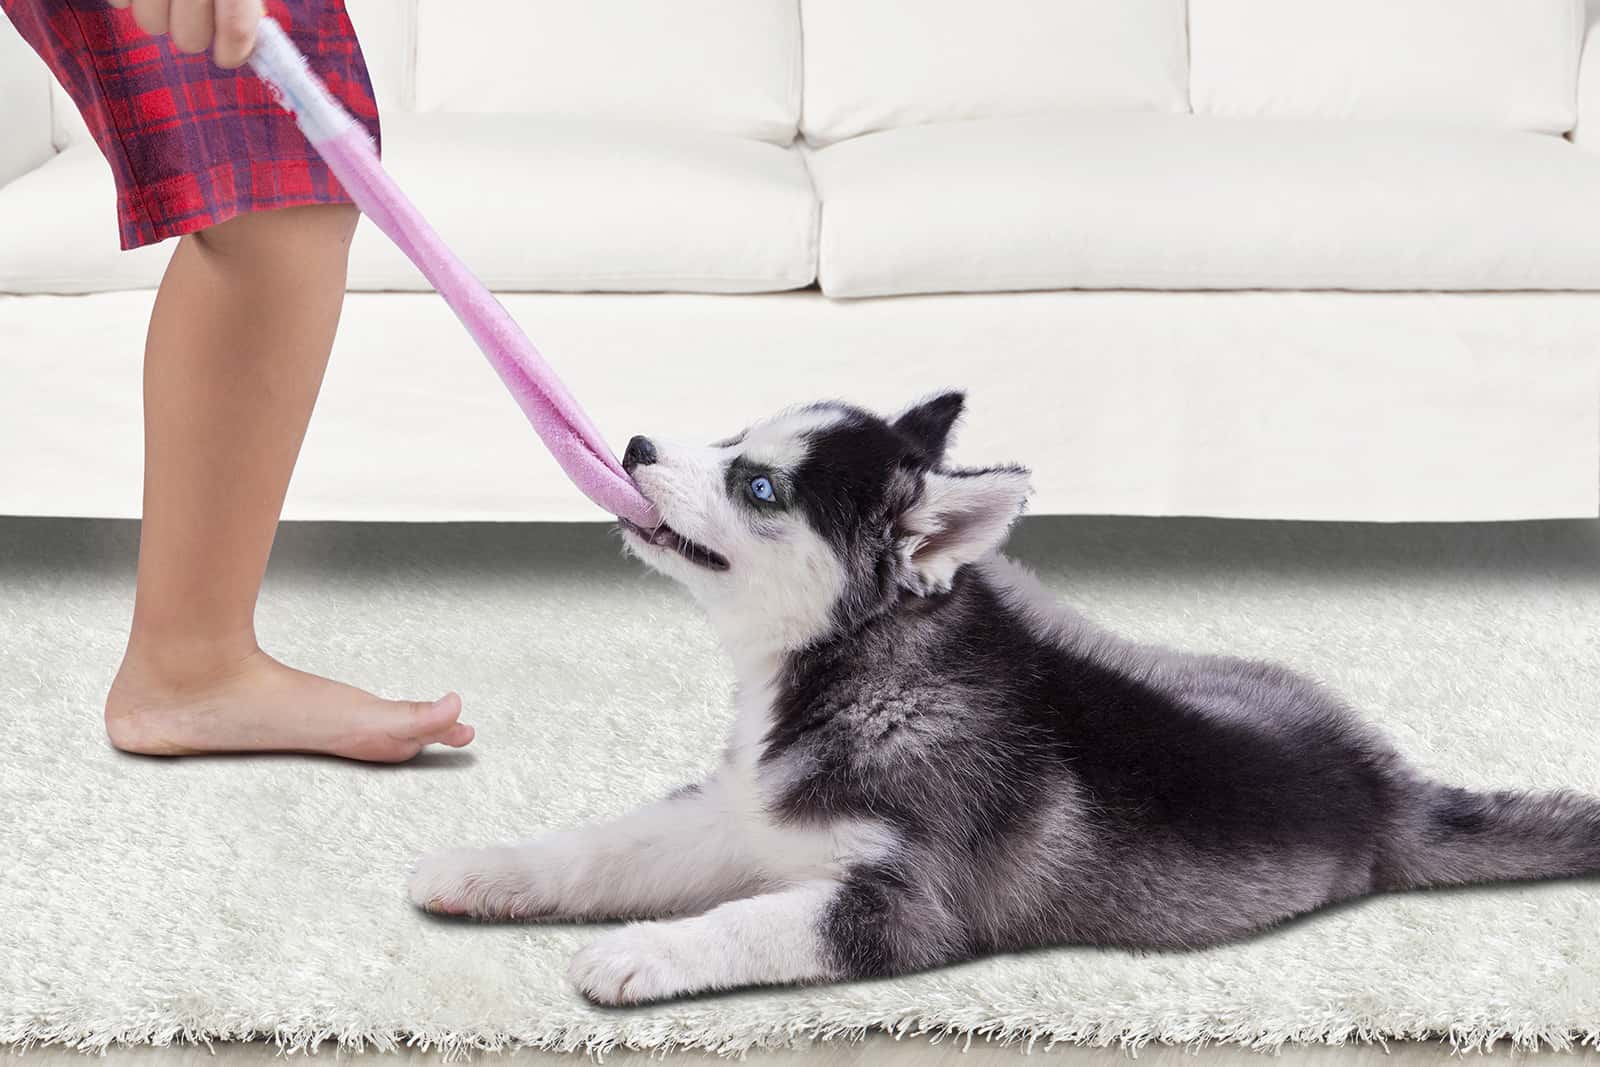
[1,0,380,249]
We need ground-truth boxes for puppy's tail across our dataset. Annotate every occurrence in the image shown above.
[1377,781,1600,892]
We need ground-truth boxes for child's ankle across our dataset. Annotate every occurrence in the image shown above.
[113,630,263,696]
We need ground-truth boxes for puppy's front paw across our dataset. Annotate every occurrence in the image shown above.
[407,845,552,919]
[568,923,707,1006]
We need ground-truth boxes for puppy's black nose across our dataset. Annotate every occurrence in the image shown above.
[622,435,657,472]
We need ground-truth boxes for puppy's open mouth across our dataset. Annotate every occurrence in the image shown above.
[620,519,731,572]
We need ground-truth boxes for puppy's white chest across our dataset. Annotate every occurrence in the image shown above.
[723,683,785,820]
[720,682,897,883]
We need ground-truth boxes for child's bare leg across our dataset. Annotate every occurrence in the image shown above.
[104,204,473,761]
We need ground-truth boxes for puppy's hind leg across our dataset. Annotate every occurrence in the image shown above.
[408,776,762,921]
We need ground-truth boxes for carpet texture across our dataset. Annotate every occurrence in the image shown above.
[2,517,1598,1056]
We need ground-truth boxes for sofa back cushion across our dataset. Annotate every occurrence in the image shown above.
[1577,0,1600,146]
[411,0,801,144]
[344,0,415,112]
[800,0,1189,146]
[0,12,54,184]
[1190,0,1586,134]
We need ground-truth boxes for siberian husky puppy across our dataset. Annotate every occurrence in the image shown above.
[409,393,1600,1005]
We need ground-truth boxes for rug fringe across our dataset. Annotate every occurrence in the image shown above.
[6,1013,1600,1059]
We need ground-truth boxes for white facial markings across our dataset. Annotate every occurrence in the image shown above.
[735,405,846,475]
[623,437,735,582]
[621,406,853,658]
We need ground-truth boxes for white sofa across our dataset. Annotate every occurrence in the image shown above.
[2,0,1598,522]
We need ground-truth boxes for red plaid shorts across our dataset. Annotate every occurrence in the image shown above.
[1,0,380,249]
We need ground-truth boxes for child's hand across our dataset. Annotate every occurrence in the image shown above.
[105,0,266,69]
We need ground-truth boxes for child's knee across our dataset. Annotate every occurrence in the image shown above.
[189,204,360,270]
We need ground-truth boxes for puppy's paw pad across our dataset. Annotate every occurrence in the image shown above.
[407,845,547,919]
[568,926,697,1006]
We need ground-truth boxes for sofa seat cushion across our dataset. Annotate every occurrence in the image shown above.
[809,113,1600,297]
[0,113,818,295]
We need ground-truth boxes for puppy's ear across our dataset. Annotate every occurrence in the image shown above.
[892,391,965,465]
[896,465,1031,595]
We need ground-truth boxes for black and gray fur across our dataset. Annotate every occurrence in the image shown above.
[777,395,1600,974]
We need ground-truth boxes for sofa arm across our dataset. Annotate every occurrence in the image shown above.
[0,9,55,188]
[1577,0,1600,147]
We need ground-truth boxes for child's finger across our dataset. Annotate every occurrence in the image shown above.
[211,0,263,69]
[129,0,171,35]
[168,0,214,55]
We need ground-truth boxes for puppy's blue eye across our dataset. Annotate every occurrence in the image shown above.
[749,476,776,503]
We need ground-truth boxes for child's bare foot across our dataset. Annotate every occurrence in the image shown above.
[105,647,474,762]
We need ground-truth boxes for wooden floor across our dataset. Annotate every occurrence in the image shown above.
[8,1037,1599,1065]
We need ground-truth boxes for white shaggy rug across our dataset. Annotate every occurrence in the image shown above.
[2,517,1599,1056]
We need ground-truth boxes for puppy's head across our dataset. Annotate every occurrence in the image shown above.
[619,392,1031,656]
